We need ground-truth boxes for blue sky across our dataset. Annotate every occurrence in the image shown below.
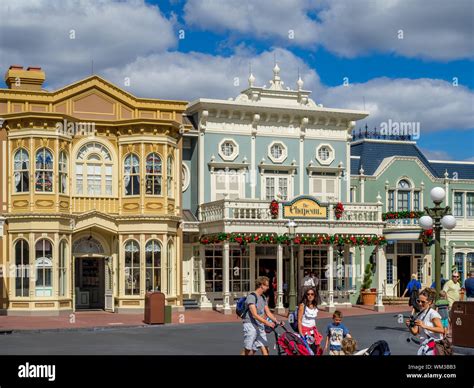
[1,0,473,160]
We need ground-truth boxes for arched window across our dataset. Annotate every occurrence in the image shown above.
[35,148,53,192]
[145,153,162,195]
[167,156,174,197]
[75,142,113,196]
[167,240,174,295]
[397,179,411,211]
[59,151,68,194]
[145,240,161,291]
[124,240,140,295]
[124,154,140,196]
[14,148,29,193]
[14,239,29,297]
[35,239,53,297]
[59,240,68,296]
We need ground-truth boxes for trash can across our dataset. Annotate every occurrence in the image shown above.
[164,305,172,324]
[144,292,165,324]
[451,301,474,348]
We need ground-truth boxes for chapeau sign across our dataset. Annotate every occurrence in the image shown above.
[282,196,328,219]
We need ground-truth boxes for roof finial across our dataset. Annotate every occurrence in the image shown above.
[269,60,283,90]
[296,68,304,90]
[248,62,255,87]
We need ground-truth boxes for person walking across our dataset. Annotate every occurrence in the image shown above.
[324,310,351,355]
[405,288,445,355]
[402,274,422,313]
[300,270,315,301]
[242,276,282,356]
[463,271,474,302]
[297,287,322,354]
[443,271,461,308]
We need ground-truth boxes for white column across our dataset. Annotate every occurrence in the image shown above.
[328,245,335,312]
[375,246,386,312]
[251,134,256,198]
[249,243,256,291]
[360,178,365,202]
[346,139,351,202]
[198,130,205,220]
[222,241,231,314]
[299,137,304,195]
[277,243,284,314]
[199,245,212,309]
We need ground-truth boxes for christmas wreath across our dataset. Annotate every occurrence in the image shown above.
[269,200,279,218]
[335,202,344,220]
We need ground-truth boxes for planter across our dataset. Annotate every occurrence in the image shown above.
[361,290,377,305]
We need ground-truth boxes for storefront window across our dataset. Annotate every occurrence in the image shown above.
[303,247,328,291]
[59,240,67,297]
[35,239,53,297]
[125,240,140,295]
[145,240,161,292]
[167,240,174,295]
[229,246,250,292]
[205,247,223,292]
[15,239,29,297]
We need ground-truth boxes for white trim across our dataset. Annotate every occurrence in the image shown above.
[351,138,417,146]
[182,162,190,192]
[267,141,288,164]
[218,138,239,162]
[372,156,439,182]
[315,143,335,166]
[429,160,474,165]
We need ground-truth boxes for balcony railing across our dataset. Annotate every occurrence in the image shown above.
[384,218,420,228]
[199,199,382,223]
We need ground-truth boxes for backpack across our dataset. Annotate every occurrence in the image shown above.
[366,340,391,356]
[289,305,302,332]
[434,338,453,356]
[409,282,419,307]
[236,292,264,319]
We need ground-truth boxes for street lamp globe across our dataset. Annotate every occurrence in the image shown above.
[441,214,457,230]
[287,220,297,237]
[430,187,446,204]
[419,215,434,230]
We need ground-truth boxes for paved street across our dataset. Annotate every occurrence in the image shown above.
[0,312,419,355]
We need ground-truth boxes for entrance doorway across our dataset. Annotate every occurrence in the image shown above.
[397,255,411,296]
[258,258,277,308]
[75,258,105,309]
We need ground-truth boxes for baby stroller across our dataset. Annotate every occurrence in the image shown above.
[272,325,315,356]
[353,340,391,355]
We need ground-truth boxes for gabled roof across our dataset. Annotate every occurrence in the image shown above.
[349,139,474,180]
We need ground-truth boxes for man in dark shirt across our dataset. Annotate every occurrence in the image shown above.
[463,271,474,301]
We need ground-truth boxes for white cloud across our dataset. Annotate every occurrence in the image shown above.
[103,47,321,101]
[0,0,177,87]
[319,77,474,132]
[420,149,453,161]
[183,0,474,60]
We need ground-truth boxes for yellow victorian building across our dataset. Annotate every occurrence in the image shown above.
[0,65,190,315]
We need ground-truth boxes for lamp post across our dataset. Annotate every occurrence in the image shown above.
[419,187,456,297]
[287,220,297,311]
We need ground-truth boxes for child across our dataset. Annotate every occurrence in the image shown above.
[341,337,357,355]
[324,310,351,355]
[435,290,450,332]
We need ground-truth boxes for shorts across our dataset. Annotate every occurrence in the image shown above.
[329,349,344,356]
[243,322,268,351]
[441,318,449,328]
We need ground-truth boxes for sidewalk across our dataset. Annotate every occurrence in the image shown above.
[0,305,411,332]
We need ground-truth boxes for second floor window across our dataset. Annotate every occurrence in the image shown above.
[454,192,464,217]
[145,153,162,195]
[76,142,113,196]
[14,148,29,193]
[35,148,53,192]
[388,190,395,211]
[413,191,420,211]
[124,154,140,196]
[59,151,68,194]
[397,180,411,211]
[264,174,289,201]
[167,156,174,198]
[212,169,243,200]
[467,193,474,217]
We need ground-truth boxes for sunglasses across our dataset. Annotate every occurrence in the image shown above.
[453,276,459,278]
[416,299,429,305]
[306,293,315,296]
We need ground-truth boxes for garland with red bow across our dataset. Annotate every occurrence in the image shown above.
[382,211,424,220]
[419,229,434,246]
[199,233,387,247]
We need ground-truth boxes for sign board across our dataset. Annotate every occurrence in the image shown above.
[283,196,328,219]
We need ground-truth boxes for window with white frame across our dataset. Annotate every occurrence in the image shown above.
[397,180,411,211]
[145,153,162,195]
[267,141,287,163]
[310,172,338,202]
[386,258,393,284]
[315,144,335,165]
[15,239,29,297]
[167,156,174,198]
[124,154,140,196]
[35,239,53,297]
[124,240,140,295]
[75,142,113,196]
[467,193,474,217]
[455,252,465,283]
[14,148,29,193]
[263,172,290,200]
[218,139,238,161]
[59,151,68,194]
[388,190,395,211]
[146,240,161,292]
[416,257,424,284]
[229,246,250,292]
[205,246,223,292]
[212,169,244,200]
[454,192,464,216]
[35,148,54,192]
[413,191,421,211]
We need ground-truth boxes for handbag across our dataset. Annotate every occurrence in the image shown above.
[434,338,453,356]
